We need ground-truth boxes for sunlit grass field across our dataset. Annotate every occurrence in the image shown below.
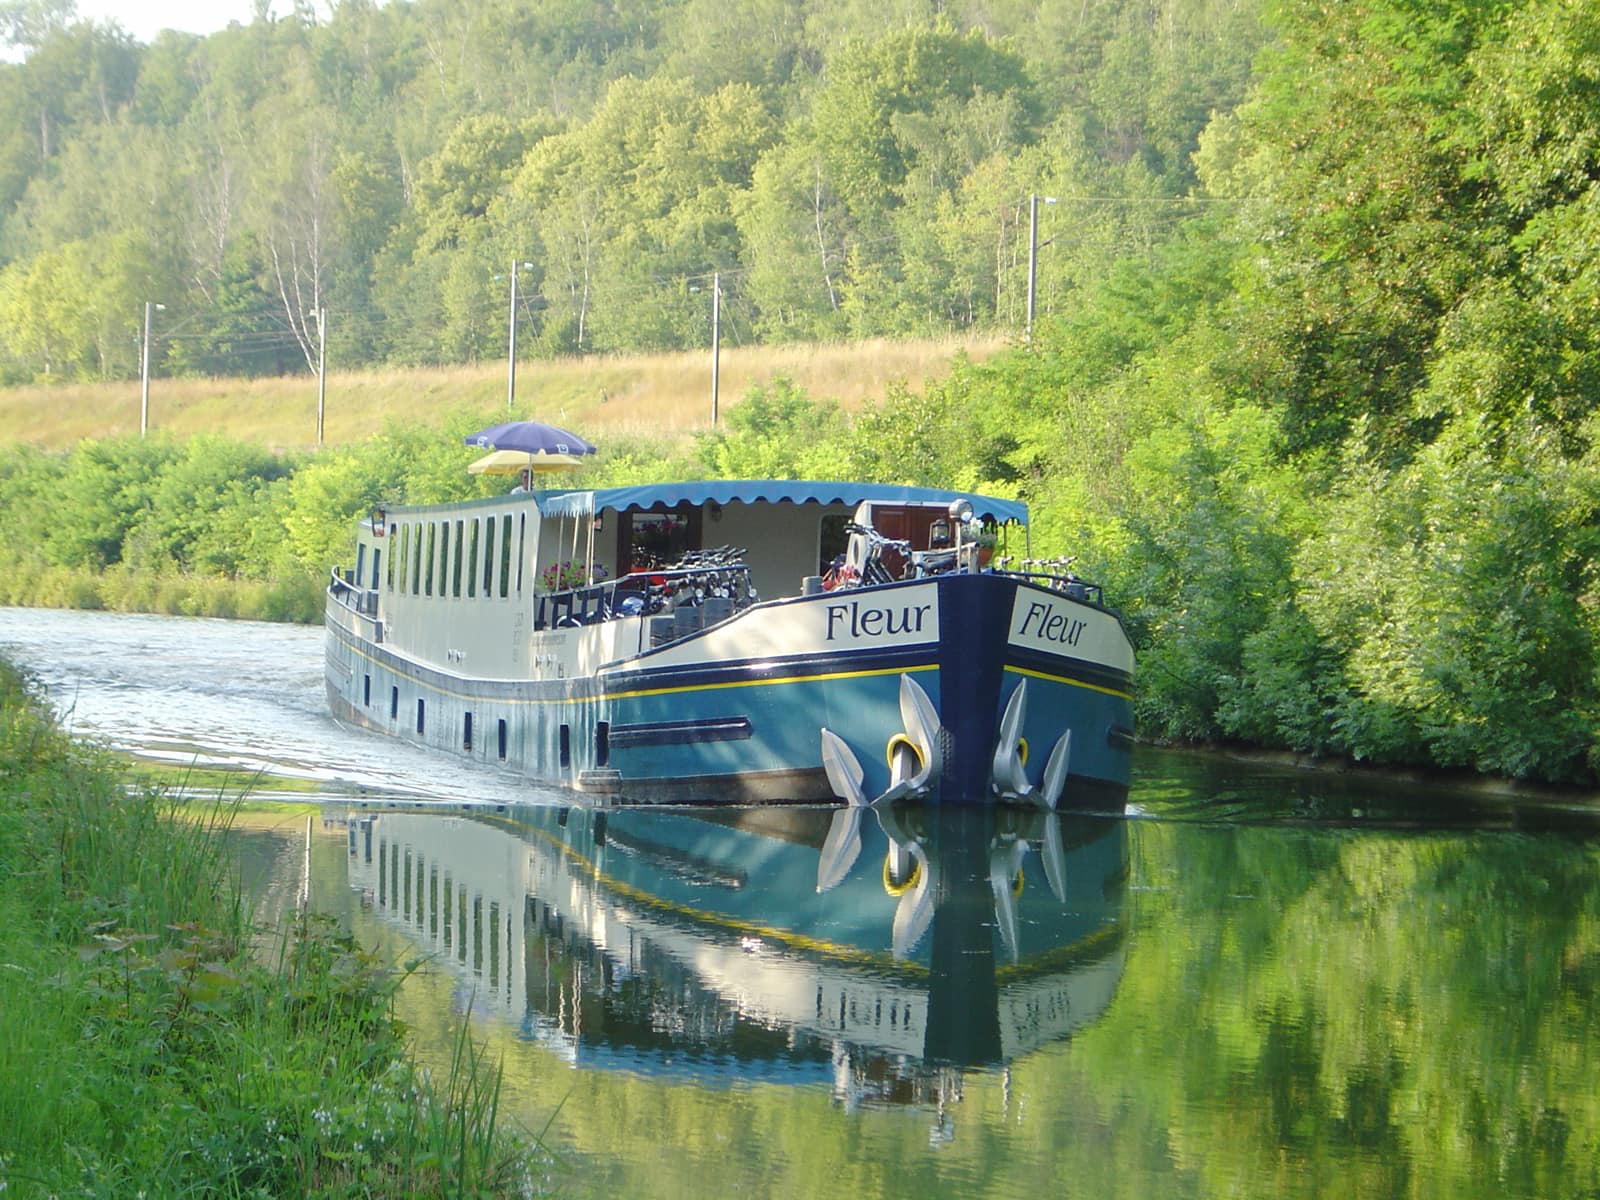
[0,335,1006,450]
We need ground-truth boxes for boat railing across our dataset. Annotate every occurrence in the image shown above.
[825,530,1107,606]
[533,562,757,633]
[993,557,1103,605]
[327,567,380,616]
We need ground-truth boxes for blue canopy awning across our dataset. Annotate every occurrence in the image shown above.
[534,480,1028,524]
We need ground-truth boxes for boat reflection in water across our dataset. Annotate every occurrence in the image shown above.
[343,790,1127,1110]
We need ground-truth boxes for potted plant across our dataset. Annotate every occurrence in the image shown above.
[541,560,608,592]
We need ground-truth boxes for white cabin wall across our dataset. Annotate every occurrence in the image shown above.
[374,496,543,680]
[716,501,852,599]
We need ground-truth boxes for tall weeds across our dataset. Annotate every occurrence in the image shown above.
[0,660,541,1196]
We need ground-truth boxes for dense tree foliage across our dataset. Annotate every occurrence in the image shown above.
[0,0,1262,380]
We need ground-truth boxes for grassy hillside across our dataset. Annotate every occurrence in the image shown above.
[0,335,1004,452]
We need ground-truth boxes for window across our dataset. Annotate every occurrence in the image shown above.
[499,514,513,598]
[819,514,851,575]
[483,516,496,594]
[559,724,571,768]
[619,506,700,574]
[390,685,399,720]
[416,698,426,734]
[363,674,371,707]
[516,513,527,594]
[452,519,465,596]
[497,719,508,761]
[488,901,501,985]
[463,712,473,751]
[472,896,484,972]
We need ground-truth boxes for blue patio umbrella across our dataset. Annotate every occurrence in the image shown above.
[464,420,597,457]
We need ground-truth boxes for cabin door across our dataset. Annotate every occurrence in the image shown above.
[868,505,942,550]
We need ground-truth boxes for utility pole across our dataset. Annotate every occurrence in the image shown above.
[139,300,165,437]
[710,271,721,425]
[506,259,533,412]
[1026,194,1055,341]
[316,307,327,445]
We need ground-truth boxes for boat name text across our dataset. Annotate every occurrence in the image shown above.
[1017,601,1086,647]
[826,600,934,641]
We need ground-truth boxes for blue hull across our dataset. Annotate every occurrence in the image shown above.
[327,573,1132,805]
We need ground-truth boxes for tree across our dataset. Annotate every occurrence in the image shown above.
[1295,415,1600,779]
[735,140,850,341]
[499,75,775,354]
[694,378,845,477]
[808,22,1039,225]
[0,0,76,51]
[252,76,337,373]
[1211,0,1502,455]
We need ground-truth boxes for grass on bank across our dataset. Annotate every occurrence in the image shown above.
[0,334,1005,452]
[0,563,325,624]
[0,658,540,1197]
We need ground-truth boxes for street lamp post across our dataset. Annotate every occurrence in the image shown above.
[139,300,165,437]
[316,307,328,445]
[710,271,721,426]
[506,259,534,412]
[1026,194,1055,341]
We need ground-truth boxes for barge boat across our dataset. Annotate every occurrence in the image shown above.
[324,479,1134,804]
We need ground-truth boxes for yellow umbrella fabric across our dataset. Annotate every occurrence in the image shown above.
[467,449,588,475]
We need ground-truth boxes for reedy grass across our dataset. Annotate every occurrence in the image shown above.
[0,563,325,624]
[0,660,542,1197]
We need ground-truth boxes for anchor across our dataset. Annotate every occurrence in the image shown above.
[873,802,937,959]
[820,674,944,807]
[820,673,1075,807]
[816,729,867,892]
[990,679,1073,809]
[988,831,1031,963]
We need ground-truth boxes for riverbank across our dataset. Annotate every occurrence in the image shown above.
[0,563,324,624]
[0,656,540,1196]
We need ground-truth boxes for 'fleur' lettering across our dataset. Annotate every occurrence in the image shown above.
[1018,601,1086,647]
[825,600,933,641]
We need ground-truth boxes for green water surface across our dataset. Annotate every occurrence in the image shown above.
[234,751,1600,1199]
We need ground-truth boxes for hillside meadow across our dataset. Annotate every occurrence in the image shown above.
[0,335,1004,451]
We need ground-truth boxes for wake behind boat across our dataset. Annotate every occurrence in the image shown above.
[324,473,1134,805]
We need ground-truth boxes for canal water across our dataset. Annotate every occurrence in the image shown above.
[3,606,1598,1199]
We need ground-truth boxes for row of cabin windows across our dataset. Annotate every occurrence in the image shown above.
[365,845,510,985]
[379,512,528,600]
[366,672,602,767]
